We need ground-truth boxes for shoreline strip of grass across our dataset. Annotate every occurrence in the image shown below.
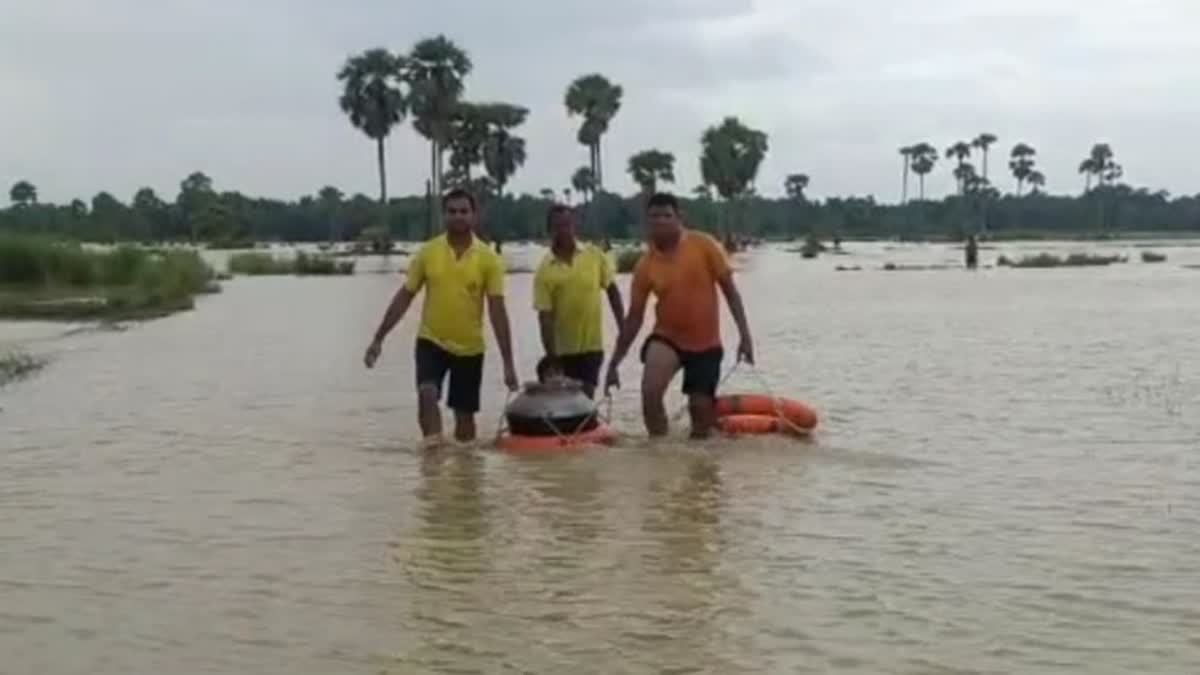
[228,251,355,276]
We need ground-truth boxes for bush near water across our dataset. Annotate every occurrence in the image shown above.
[0,236,217,320]
[996,252,1126,268]
[227,251,355,276]
[613,247,643,273]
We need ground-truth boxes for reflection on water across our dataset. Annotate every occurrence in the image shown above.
[3,241,1200,674]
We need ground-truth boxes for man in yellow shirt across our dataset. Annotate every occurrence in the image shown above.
[533,205,624,398]
[364,188,519,444]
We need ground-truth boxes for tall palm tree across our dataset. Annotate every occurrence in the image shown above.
[908,143,937,200]
[1009,143,1037,196]
[9,180,37,207]
[784,174,810,201]
[972,133,998,182]
[945,141,972,194]
[482,130,526,198]
[337,48,406,221]
[571,167,595,203]
[627,149,675,194]
[565,74,623,189]
[1079,143,1116,192]
[1027,170,1046,194]
[899,146,914,204]
[699,116,769,240]
[318,186,344,241]
[406,35,472,230]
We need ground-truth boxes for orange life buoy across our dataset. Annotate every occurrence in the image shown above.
[715,394,818,431]
[497,425,616,452]
[716,414,788,435]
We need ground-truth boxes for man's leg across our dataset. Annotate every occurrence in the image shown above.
[414,340,448,439]
[447,352,484,443]
[682,347,724,439]
[641,338,681,437]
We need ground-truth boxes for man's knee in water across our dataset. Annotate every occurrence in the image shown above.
[688,394,716,438]
[417,383,439,405]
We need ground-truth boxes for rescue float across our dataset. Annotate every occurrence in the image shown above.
[496,379,616,452]
[714,393,819,436]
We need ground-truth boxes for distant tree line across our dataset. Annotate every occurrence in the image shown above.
[3,35,1199,243]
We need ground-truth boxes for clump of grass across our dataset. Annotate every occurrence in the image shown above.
[228,251,355,276]
[1141,251,1167,263]
[614,247,643,274]
[0,351,46,387]
[998,252,1126,268]
[0,237,217,321]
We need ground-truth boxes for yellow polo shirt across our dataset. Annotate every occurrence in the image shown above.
[533,243,615,355]
[404,234,505,356]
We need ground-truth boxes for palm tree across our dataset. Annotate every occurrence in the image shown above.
[1009,143,1037,196]
[908,143,938,200]
[565,74,623,189]
[699,116,769,240]
[899,146,915,204]
[9,180,36,207]
[1027,170,1046,194]
[540,188,556,201]
[571,167,595,203]
[482,130,526,198]
[448,102,527,189]
[945,141,972,193]
[337,48,406,221]
[972,133,998,182]
[406,35,472,230]
[1079,143,1116,192]
[318,186,343,241]
[627,149,676,194]
[784,174,810,201]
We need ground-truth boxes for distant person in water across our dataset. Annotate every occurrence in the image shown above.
[965,235,979,269]
[533,205,624,398]
[604,192,755,439]
[364,188,519,445]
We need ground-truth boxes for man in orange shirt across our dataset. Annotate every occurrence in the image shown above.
[604,192,754,439]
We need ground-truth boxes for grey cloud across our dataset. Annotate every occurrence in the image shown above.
[2,0,1198,204]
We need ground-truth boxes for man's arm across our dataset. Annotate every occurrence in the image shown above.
[717,275,754,364]
[373,286,417,344]
[485,254,518,390]
[538,312,556,357]
[604,283,625,334]
[607,279,647,375]
[487,295,518,385]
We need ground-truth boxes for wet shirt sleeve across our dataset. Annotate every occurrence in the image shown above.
[533,260,554,312]
[404,245,427,293]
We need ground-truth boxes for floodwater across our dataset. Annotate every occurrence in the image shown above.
[4,240,1200,674]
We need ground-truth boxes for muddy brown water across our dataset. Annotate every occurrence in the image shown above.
[3,241,1200,674]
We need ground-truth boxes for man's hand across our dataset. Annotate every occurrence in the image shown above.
[503,362,519,392]
[603,364,621,395]
[364,339,382,368]
[737,334,755,365]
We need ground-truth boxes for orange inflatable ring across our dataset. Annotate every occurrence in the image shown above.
[716,414,788,435]
[715,394,819,432]
[497,425,616,453]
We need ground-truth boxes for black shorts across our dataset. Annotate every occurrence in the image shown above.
[414,338,484,413]
[640,335,724,398]
[558,351,604,392]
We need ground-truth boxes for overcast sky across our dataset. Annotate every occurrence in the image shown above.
[4,0,1199,205]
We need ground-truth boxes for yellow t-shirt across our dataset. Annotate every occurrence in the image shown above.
[404,234,505,356]
[533,243,615,355]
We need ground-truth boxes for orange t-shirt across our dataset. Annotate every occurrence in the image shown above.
[630,230,732,353]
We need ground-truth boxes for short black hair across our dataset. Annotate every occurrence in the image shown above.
[545,203,572,229]
[536,355,563,382]
[645,192,680,212]
[442,188,477,212]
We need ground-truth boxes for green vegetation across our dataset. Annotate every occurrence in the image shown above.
[0,350,45,387]
[614,247,643,274]
[997,252,1127,268]
[0,237,217,320]
[228,251,355,276]
[3,39,1198,247]
[1141,251,1167,263]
